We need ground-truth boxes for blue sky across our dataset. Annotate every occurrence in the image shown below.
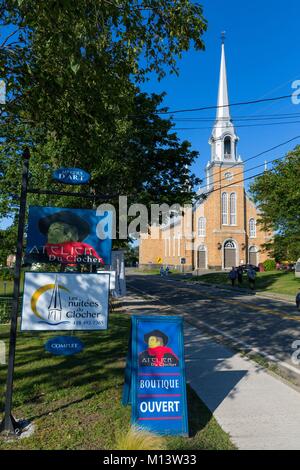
[140,0,300,189]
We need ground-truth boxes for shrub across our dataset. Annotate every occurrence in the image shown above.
[0,268,13,281]
[115,426,165,450]
[0,300,11,323]
[263,259,276,271]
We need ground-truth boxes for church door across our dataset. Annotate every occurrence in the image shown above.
[249,246,258,266]
[224,240,236,269]
[197,246,206,269]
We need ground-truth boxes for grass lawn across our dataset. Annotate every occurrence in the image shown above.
[189,271,300,297]
[0,312,235,450]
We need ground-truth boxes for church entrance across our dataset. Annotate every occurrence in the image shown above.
[197,246,206,269]
[224,240,237,269]
[249,246,258,266]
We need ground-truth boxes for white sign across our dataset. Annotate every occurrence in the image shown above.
[97,270,117,296]
[111,251,126,297]
[21,272,110,331]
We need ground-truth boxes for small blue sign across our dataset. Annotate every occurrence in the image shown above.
[122,315,188,436]
[52,168,91,185]
[45,336,84,356]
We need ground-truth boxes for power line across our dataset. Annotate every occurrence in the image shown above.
[172,112,300,122]
[131,94,293,117]
[197,135,300,188]
[197,154,286,193]
[199,167,274,198]
[174,120,300,130]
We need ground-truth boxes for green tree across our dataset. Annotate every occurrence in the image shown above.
[0,1,206,208]
[0,223,17,265]
[250,147,300,261]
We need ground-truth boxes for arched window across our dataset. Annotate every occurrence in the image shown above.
[224,136,231,159]
[198,217,206,237]
[230,192,236,225]
[222,193,228,225]
[249,218,256,238]
[224,240,236,248]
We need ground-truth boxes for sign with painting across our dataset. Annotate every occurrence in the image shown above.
[21,272,110,331]
[45,336,84,356]
[122,315,188,436]
[25,206,112,265]
[52,168,91,185]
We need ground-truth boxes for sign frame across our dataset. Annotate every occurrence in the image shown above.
[123,315,189,436]
[20,271,110,332]
[25,205,112,266]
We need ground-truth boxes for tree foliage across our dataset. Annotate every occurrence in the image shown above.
[250,147,300,261]
[0,1,206,256]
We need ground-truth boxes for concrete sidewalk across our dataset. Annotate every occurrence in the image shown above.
[184,323,300,450]
[122,292,300,450]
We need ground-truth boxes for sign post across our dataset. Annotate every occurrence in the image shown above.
[0,148,30,434]
[123,315,188,436]
[0,157,113,435]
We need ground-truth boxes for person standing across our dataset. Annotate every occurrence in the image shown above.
[247,267,256,290]
[296,289,300,311]
[160,266,165,277]
[229,267,237,287]
[237,266,243,286]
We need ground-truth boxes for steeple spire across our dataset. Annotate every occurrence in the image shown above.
[216,38,230,122]
[208,36,241,164]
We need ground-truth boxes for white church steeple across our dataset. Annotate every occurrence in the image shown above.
[208,36,241,165]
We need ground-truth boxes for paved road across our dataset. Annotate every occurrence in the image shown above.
[126,274,300,379]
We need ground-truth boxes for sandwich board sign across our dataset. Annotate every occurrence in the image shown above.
[110,250,126,297]
[21,272,110,331]
[97,270,119,298]
[122,315,188,436]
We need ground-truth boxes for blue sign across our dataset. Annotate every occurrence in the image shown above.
[52,168,91,185]
[25,206,112,265]
[45,336,84,356]
[122,315,188,436]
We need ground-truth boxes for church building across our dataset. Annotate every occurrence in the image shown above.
[139,42,270,271]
